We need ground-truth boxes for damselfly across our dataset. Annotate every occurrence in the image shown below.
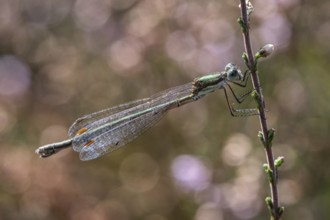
[36,63,257,161]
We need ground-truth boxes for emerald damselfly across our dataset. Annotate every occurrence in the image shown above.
[35,63,257,161]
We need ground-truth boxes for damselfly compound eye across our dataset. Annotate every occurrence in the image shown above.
[225,63,242,81]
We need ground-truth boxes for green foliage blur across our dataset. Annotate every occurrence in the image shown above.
[0,0,329,219]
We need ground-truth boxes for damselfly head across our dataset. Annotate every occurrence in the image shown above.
[225,63,243,81]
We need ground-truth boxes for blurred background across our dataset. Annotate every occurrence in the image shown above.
[0,0,329,219]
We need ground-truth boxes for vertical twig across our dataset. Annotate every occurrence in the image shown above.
[238,1,281,219]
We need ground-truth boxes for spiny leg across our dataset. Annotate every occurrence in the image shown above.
[226,82,253,104]
[228,85,269,114]
[225,69,252,104]
[231,70,251,88]
[223,87,259,117]
[229,70,268,110]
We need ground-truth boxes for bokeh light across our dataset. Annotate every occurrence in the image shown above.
[0,55,31,97]
[171,155,212,192]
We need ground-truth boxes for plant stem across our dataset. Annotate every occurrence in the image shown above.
[239,1,280,219]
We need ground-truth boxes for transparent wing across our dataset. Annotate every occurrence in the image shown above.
[68,98,150,137]
[79,109,166,161]
[69,83,193,138]
[70,82,193,157]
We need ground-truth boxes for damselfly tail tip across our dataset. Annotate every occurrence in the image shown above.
[35,145,55,158]
[35,139,72,159]
[35,148,45,158]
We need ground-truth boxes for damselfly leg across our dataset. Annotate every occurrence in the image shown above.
[223,70,259,117]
